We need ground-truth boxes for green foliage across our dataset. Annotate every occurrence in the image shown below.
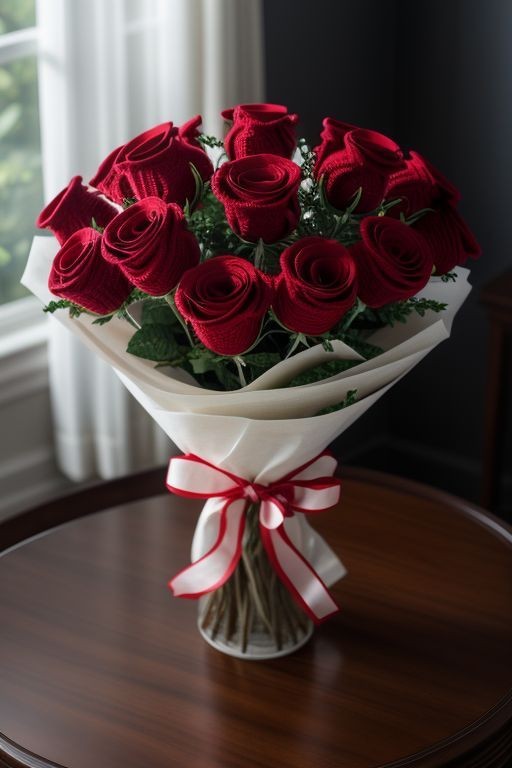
[0,1,35,34]
[296,142,365,244]
[288,359,360,387]
[127,323,181,363]
[197,133,225,149]
[188,162,205,210]
[334,331,383,360]
[316,389,358,416]
[185,188,238,258]
[140,301,176,326]
[239,351,281,370]
[43,299,84,318]
[359,297,448,327]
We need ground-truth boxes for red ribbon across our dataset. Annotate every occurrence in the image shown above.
[166,451,342,623]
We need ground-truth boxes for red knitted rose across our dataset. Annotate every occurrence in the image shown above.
[36,176,119,245]
[385,151,461,216]
[222,103,298,159]
[48,228,132,314]
[89,116,213,208]
[351,217,434,307]
[101,198,200,296]
[211,153,301,243]
[313,117,358,167]
[175,255,272,355]
[273,237,358,335]
[413,205,481,275]
[314,118,405,213]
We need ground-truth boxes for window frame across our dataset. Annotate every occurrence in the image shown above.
[0,12,45,347]
[0,25,38,64]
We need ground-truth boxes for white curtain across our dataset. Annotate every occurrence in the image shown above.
[36,0,265,480]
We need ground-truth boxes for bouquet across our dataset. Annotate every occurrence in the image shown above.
[23,103,478,659]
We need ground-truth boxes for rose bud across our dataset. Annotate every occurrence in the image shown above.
[174,255,272,355]
[413,205,481,275]
[385,151,461,216]
[36,176,119,245]
[273,236,358,335]
[314,120,405,213]
[48,228,132,314]
[221,103,298,160]
[350,216,433,307]
[89,116,214,208]
[101,197,200,296]
[211,153,301,243]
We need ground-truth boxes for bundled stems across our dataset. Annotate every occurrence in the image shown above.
[200,503,311,653]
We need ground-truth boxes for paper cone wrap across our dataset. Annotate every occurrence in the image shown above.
[22,236,472,588]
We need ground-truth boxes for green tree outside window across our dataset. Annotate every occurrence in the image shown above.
[0,0,43,305]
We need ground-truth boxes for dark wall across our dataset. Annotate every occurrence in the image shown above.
[263,1,399,142]
[263,0,512,517]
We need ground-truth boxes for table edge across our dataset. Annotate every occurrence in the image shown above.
[1,466,511,768]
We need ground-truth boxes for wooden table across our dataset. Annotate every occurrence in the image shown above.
[1,467,511,768]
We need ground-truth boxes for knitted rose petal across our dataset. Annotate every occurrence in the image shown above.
[274,237,358,335]
[351,217,434,307]
[413,205,481,275]
[222,103,298,160]
[90,118,213,207]
[37,176,118,245]
[175,255,273,355]
[102,197,200,295]
[211,153,301,243]
[48,228,132,314]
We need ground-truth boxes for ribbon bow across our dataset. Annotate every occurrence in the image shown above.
[166,451,342,623]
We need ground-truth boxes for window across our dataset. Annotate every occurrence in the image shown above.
[0,0,43,306]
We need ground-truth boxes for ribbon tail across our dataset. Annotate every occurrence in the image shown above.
[260,525,340,624]
[169,498,247,598]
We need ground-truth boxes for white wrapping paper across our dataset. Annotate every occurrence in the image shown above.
[22,236,472,587]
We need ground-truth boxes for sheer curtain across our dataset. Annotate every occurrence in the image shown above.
[37,0,264,480]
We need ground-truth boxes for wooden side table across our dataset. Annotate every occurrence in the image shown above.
[480,269,512,512]
[1,467,511,768]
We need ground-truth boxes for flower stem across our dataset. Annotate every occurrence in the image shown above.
[199,502,312,654]
[233,356,247,387]
[164,292,195,347]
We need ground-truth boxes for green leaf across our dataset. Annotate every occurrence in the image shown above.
[188,162,204,210]
[187,346,226,374]
[189,354,218,375]
[345,187,363,214]
[316,389,358,416]
[288,359,360,387]
[405,207,434,225]
[242,352,281,369]
[92,314,114,325]
[337,331,383,360]
[127,324,179,362]
[364,297,447,326]
[43,299,84,317]
[197,133,225,149]
[140,301,176,326]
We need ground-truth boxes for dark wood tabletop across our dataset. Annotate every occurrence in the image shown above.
[0,467,511,768]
